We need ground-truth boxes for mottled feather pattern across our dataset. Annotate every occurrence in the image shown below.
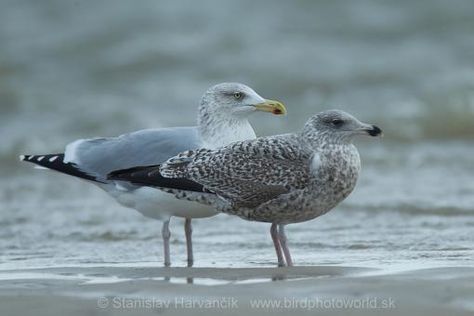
[160,148,212,178]
[151,110,377,225]
[160,134,313,209]
[159,129,363,224]
[225,144,361,224]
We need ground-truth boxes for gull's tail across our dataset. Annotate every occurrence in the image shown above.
[107,165,205,193]
[19,153,104,183]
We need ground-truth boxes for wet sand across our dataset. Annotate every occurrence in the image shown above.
[1,266,473,316]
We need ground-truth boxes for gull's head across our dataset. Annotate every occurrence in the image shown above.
[303,110,382,143]
[200,82,286,118]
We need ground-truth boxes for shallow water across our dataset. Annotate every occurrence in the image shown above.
[1,0,473,271]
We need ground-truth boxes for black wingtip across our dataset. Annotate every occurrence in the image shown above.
[20,153,105,184]
[107,165,205,193]
[19,154,38,162]
[107,165,161,181]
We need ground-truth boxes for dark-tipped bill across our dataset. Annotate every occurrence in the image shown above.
[254,99,287,115]
[368,125,383,137]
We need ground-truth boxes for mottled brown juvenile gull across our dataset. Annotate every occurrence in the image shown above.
[110,110,381,266]
[20,82,286,267]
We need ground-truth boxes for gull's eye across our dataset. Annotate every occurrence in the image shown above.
[332,119,344,127]
[233,92,243,100]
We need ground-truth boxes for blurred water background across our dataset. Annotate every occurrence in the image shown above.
[0,0,473,270]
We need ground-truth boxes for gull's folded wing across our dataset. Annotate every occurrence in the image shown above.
[160,135,312,208]
[108,165,206,193]
[21,127,201,183]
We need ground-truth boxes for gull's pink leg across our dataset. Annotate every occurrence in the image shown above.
[278,224,293,267]
[162,219,171,267]
[184,218,193,267]
[271,223,286,267]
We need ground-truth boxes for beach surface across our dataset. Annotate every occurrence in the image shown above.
[1,266,473,315]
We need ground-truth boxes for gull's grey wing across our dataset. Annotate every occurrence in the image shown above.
[63,127,201,182]
[161,135,312,208]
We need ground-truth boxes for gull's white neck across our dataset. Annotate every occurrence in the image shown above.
[197,108,256,149]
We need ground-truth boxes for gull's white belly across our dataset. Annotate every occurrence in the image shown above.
[110,186,218,220]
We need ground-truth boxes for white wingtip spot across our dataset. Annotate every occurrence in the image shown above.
[19,155,25,161]
[49,156,58,162]
[28,155,34,160]
[37,156,45,162]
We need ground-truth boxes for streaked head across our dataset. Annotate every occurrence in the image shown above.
[303,109,382,143]
[200,82,286,117]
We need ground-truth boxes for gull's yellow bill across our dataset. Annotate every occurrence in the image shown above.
[255,99,287,115]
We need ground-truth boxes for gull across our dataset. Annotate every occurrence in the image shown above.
[108,110,381,267]
[20,82,286,267]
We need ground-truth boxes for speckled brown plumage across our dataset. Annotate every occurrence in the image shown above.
[159,110,382,225]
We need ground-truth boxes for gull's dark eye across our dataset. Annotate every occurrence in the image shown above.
[233,92,243,100]
[332,119,344,127]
